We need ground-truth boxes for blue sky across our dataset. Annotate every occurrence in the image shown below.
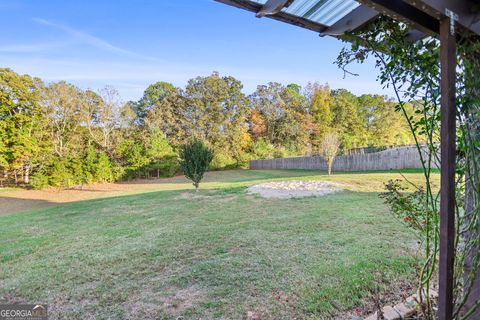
[0,0,388,101]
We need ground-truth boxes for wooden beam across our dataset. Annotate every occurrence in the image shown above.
[359,0,439,35]
[321,5,379,36]
[438,15,457,320]
[405,0,480,36]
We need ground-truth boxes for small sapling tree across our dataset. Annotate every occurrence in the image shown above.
[319,131,340,175]
[180,139,213,192]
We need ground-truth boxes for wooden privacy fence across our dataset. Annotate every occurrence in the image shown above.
[250,146,434,171]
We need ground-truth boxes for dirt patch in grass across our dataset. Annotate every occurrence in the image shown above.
[161,287,207,316]
[174,191,211,200]
[173,191,238,205]
[49,294,97,320]
[126,300,164,320]
[1,292,27,304]
[124,286,207,319]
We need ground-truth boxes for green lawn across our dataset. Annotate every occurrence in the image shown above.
[0,170,433,319]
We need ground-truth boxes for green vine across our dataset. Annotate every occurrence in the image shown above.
[336,17,480,319]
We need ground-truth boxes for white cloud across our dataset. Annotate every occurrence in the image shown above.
[32,18,158,61]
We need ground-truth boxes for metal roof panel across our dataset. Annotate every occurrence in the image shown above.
[282,0,360,26]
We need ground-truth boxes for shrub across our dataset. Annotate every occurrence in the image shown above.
[83,145,97,184]
[95,152,114,182]
[235,152,252,169]
[69,158,85,185]
[247,138,276,159]
[29,173,49,189]
[112,165,126,181]
[210,152,236,170]
[273,146,291,159]
[180,139,213,192]
[158,155,179,177]
[49,159,72,187]
[149,155,179,178]
[380,179,433,233]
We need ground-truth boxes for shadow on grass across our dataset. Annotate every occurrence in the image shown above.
[0,168,433,217]
[0,187,223,219]
[0,197,55,216]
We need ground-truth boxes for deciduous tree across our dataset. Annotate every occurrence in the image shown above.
[0,68,43,184]
[308,83,333,144]
[319,131,341,175]
[139,82,187,145]
[83,86,122,155]
[331,89,367,149]
[185,72,249,168]
[41,81,83,157]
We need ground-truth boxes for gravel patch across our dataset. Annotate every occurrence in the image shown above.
[246,180,343,199]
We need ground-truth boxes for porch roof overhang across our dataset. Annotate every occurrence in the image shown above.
[215,0,480,39]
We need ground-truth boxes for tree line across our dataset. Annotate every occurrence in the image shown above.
[0,68,416,188]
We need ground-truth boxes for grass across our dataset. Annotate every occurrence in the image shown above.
[0,169,436,319]
[0,187,20,192]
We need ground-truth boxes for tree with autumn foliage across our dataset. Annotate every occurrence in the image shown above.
[307,82,333,148]
[0,68,418,188]
[185,72,250,169]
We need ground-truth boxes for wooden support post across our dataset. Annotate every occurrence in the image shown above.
[438,15,457,320]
